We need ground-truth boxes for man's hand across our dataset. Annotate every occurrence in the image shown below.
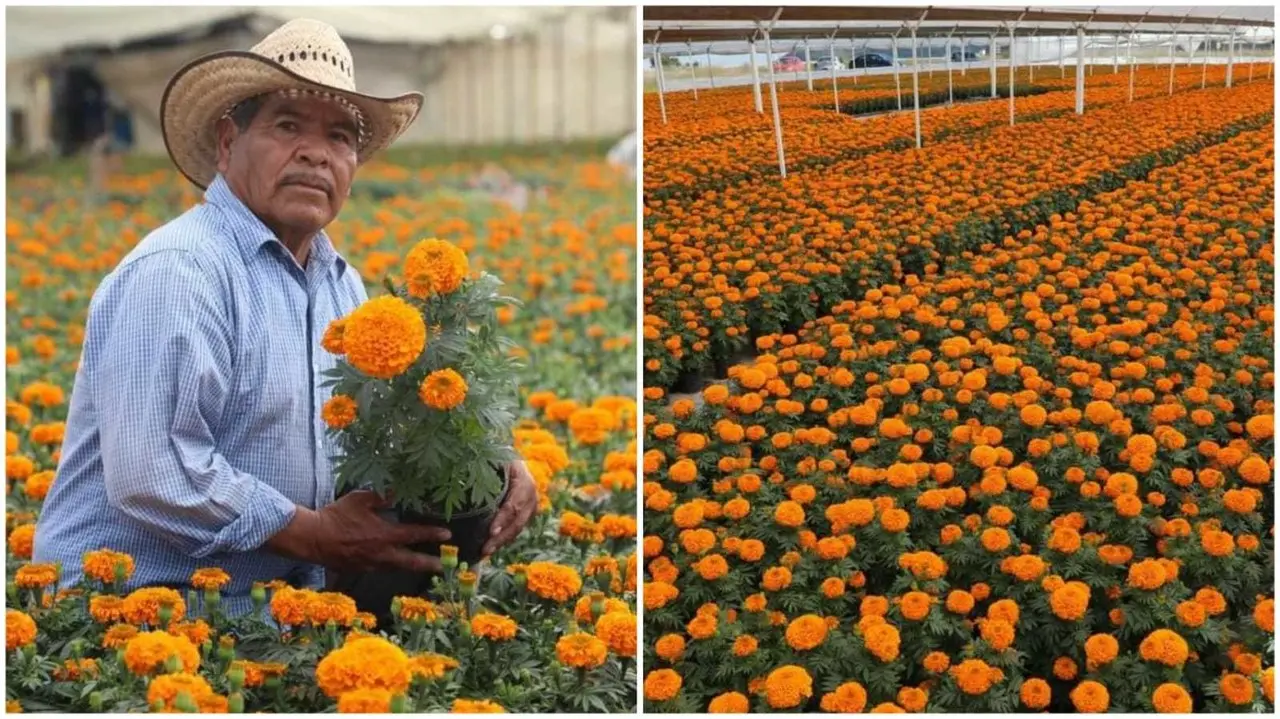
[266,490,450,574]
[481,461,539,560]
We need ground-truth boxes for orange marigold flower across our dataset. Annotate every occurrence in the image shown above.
[923,651,951,673]
[189,568,231,592]
[6,610,37,650]
[1070,680,1110,712]
[341,296,427,380]
[644,669,682,702]
[1085,634,1119,670]
[322,395,358,429]
[554,632,608,670]
[820,681,868,713]
[419,369,468,411]
[314,635,411,698]
[1049,581,1091,621]
[1220,673,1255,705]
[122,587,186,627]
[764,665,814,709]
[470,613,518,641]
[709,692,750,713]
[1151,683,1192,713]
[123,631,199,676]
[863,622,901,663]
[404,238,469,297]
[524,562,583,603]
[1020,678,1051,710]
[146,672,213,712]
[950,658,1004,695]
[1139,629,1189,667]
[785,614,828,651]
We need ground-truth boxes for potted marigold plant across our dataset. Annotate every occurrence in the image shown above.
[319,238,522,610]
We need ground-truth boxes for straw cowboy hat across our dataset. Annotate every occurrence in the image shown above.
[161,18,423,188]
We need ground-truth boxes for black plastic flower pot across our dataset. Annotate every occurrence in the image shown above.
[329,468,509,626]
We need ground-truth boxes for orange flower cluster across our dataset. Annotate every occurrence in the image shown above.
[643,72,1274,712]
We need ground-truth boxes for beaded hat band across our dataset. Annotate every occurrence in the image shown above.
[219,88,370,148]
[160,18,423,189]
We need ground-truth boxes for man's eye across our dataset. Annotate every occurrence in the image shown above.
[331,131,354,146]
[278,120,298,132]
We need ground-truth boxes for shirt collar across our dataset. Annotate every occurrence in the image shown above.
[203,173,348,279]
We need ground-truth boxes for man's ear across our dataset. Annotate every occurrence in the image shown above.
[214,117,237,174]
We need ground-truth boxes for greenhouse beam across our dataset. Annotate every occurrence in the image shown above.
[1075,24,1086,113]
[706,44,716,89]
[652,33,667,125]
[1203,12,1224,89]
[805,37,813,92]
[1007,13,1024,127]
[829,27,841,114]
[1226,25,1236,87]
[909,7,929,150]
[1127,27,1137,101]
[893,27,903,111]
[946,25,957,105]
[749,37,763,113]
[989,31,998,97]
[1170,11,1191,96]
[686,41,698,102]
[757,11,787,179]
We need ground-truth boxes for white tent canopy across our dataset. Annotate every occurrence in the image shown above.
[7,6,636,154]
[5,6,570,60]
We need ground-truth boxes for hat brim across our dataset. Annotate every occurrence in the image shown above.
[161,50,423,189]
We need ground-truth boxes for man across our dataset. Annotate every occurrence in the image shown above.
[34,19,538,616]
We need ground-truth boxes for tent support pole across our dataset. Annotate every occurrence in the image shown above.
[893,30,903,110]
[749,37,763,113]
[805,37,813,91]
[652,34,667,125]
[1226,25,1236,87]
[687,41,698,101]
[759,14,787,178]
[989,32,998,98]
[829,28,841,114]
[910,25,922,148]
[1075,25,1086,113]
[1128,29,1136,101]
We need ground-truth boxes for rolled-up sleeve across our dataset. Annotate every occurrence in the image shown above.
[94,251,297,558]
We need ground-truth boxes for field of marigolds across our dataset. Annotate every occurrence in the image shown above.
[642,64,1275,713]
[5,146,637,712]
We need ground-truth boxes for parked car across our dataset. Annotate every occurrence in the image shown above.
[951,50,983,62]
[853,53,893,68]
[815,56,840,72]
[774,54,805,72]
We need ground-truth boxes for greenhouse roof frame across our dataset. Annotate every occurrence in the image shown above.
[643,5,1274,28]
[644,25,1248,45]
[645,5,1273,179]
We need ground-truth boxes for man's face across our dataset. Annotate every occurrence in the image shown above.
[215,93,359,239]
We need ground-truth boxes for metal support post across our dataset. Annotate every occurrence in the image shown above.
[805,37,814,91]
[687,42,699,101]
[758,12,787,178]
[749,37,763,113]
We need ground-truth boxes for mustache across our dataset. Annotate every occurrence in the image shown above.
[279,172,334,195]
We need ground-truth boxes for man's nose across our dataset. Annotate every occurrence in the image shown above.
[295,132,329,167]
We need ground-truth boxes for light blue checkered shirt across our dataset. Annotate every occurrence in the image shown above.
[33,174,367,614]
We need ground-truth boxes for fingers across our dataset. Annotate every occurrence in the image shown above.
[482,492,537,559]
[395,523,452,545]
[376,547,443,574]
[342,489,391,510]
[488,494,520,542]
